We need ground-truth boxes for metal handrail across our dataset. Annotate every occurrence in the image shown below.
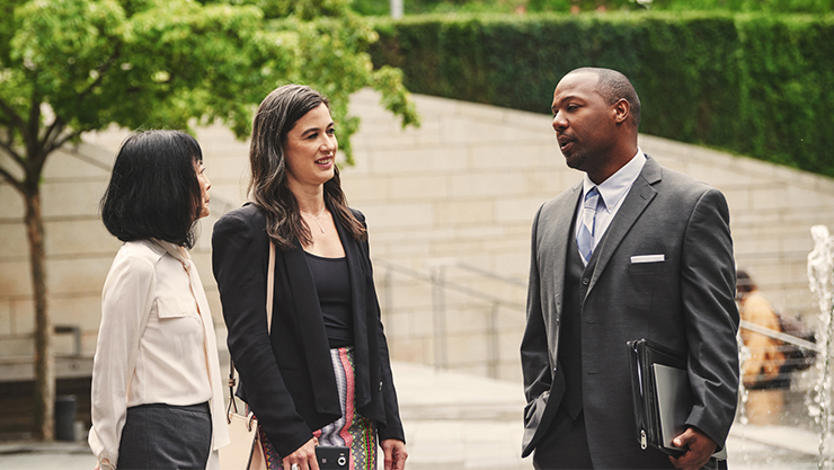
[374,258,524,376]
[373,259,523,310]
[373,259,432,283]
[453,261,527,288]
[453,262,822,355]
[375,257,822,372]
[740,319,820,352]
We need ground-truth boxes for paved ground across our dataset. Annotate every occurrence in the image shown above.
[0,362,830,469]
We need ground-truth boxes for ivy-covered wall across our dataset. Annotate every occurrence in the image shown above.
[370,12,834,176]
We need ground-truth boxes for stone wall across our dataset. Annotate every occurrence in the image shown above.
[1,90,832,384]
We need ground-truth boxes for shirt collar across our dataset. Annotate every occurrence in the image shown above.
[151,238,191,264]
[582,149,646,211]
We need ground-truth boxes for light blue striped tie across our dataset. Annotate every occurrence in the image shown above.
[577,187,601,264]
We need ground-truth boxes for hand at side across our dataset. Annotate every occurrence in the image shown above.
[381,439,408,470]
[282,437,319,470]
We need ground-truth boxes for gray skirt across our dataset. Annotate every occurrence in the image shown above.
[117,402,212,470]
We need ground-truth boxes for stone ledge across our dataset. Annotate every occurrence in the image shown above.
[0,356,92,382]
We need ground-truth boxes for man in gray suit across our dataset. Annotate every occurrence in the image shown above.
[520,67,739,469]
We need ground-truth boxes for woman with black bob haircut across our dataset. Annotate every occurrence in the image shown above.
[90,130,229,470]
[212,85,408,470]
[101,130,204,247]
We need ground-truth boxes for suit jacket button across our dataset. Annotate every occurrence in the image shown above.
[581,277,590,286]
[378,380,383,391]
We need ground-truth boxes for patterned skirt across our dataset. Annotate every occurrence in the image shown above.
[259,347,378,470]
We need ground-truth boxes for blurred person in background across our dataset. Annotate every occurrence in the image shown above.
[736,269,787,425]
[90,130,228,469]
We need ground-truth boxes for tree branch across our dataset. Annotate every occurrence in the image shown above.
[39,118,65,152]
[0,137,25,168]
[0,163,24,193]
[31,127,85,184]
[0,96,25,130]
[37,46,121,153]
[46,128,84,156]
[76,46,121,102]
[25,88,41,168]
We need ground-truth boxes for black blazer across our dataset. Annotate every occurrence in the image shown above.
[212,203,404,457]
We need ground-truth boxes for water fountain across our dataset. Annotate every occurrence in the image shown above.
[737,335,751,426]
[807,225,834,469]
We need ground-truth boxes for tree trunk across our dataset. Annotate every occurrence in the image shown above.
[24,190,53,441]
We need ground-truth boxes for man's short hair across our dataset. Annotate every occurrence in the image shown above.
[571,67,641,128]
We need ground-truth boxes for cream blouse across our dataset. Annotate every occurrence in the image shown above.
[88,239,229,468]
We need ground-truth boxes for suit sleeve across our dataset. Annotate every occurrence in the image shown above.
[356,211,406,443]
[520,205,552,405]
[680,189,740,448]
[212,212,313,456]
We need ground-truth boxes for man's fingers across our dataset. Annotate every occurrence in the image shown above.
[675,428,716,470]
[669,444,712,470]
[672,428,694,448]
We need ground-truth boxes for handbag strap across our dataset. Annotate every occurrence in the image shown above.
[227,240,276,418]
[266,241,275,332]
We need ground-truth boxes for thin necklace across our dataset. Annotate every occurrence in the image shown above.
[301,209,327,234]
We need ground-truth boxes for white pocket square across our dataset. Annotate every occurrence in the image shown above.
[630,254,665,264]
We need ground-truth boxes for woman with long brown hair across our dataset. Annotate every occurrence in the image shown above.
[212,85,407,470]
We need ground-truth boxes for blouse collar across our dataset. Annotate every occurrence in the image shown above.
[150,238,191,265]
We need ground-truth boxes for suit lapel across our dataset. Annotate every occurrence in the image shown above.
[585,156,662,300]
[549,184,583,320]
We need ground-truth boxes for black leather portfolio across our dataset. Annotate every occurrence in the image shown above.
[627,338,690,457]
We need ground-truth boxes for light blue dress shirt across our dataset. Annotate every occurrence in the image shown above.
[573,150,647,253]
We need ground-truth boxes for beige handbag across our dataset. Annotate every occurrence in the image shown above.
[219,241,275,470]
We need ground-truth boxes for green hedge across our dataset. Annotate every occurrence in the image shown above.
[370,12,834,176]
[352,0,834,15]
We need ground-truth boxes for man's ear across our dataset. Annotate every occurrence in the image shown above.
[612,98,630,125]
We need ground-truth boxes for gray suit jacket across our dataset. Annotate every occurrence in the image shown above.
[520,156,739,467]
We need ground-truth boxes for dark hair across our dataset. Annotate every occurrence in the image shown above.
[736,269,757,294]
[249,84,366,249]
[571,67,641,128]
[101,130,204,248]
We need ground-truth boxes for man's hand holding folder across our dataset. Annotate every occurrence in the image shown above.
[627,338,725,469]
[669,427,717,470]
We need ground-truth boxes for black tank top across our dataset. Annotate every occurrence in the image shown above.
[304,251,354,348]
